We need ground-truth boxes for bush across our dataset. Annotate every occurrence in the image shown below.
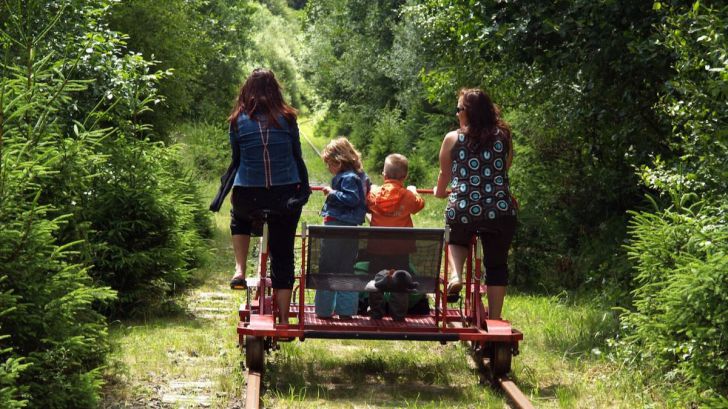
[1,3,119,405]
[86,137,210,318]
[0,291,30,409]
[365,108,407,172]
[0,177,115,409]
[616,3,728,403]
[1,1,213,405]
[620,200,727,402]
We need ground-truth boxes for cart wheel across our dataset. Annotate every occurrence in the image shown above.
[245,336,265,373]
[490,343,512,376]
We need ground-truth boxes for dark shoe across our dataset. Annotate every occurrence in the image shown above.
[338,315,353,320]
[230,275,247,290]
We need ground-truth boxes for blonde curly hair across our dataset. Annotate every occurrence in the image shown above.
[321,137,363,173]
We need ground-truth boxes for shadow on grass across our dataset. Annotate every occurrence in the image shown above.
[264,348,480,404]
[265,382,474,406]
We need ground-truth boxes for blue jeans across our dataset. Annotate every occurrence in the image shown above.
[314,220,359,317]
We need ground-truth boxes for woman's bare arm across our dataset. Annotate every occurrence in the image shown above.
[434,131,458,198]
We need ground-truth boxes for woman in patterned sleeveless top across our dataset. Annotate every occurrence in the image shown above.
[433,88,517,320]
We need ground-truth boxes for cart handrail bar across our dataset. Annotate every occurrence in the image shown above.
[310,185,441,195]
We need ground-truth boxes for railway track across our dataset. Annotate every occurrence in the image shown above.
[298,122,321,158]
[244,346,535,409]
[498,376,535,409]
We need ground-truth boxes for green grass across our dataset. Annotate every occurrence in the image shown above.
[102,120,674,408]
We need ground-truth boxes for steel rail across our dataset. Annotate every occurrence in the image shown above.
[245,371,261,409]
[497,376,535,409]
[299,126,321,157]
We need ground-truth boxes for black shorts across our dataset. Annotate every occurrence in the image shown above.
[230,185,302,289]
[447,215,516,286]
[230,185,298,236]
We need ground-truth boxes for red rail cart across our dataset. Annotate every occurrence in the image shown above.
[236,192,526,408]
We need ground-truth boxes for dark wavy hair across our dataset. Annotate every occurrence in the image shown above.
[459,88,511,149]
[228,68,297,128]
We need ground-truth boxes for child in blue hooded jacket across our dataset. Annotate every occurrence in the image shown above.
[315,137,370,319]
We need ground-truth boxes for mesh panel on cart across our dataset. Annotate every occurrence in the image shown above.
[305,225,445,292]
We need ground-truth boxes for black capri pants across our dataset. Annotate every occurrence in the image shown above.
[447,215,517,286]
[230,185,302,290]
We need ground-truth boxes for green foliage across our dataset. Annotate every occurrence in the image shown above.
[0,289,30,409]
[645,1,728,197]
[0,178,115,408]
[365,108,406,172]
[243,1,313,112]
[407,0,680,290]
[303,0,437,185]
[172,122,230,181]
[1,0,212,405]
[107,0,255,131]
[616,3,728,402]
[303,0,402,109]
[0,12,117,404]
[619,201,727,403]
[86,137,209,318]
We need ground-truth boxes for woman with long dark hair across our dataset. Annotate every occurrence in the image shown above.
[433,88,517,320]
[210,68,310,324]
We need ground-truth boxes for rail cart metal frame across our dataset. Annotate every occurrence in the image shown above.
[236,208,528,408]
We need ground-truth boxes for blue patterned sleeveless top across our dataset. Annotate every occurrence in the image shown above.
[446,129,516,224]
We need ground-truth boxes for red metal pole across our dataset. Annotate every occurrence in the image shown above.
[434,247,442,328]
[259,222,269,316]
[440,245,449,328]
[311,186,440,195]
[474,236,483,327]
[465,236,473,324]
[299,229,307,329]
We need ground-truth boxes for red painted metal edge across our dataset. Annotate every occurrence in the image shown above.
[311,186,440,195]
[299,233,306,330]
[440,245,449,328]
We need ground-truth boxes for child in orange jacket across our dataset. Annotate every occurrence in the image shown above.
[367,154,425,228]
[366,154,425,320]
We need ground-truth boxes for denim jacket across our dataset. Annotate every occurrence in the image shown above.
[232,113,302,187]
[321,170,370,225]
[209,113,310,212]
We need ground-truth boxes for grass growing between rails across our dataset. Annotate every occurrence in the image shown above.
[102,121,675,408]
